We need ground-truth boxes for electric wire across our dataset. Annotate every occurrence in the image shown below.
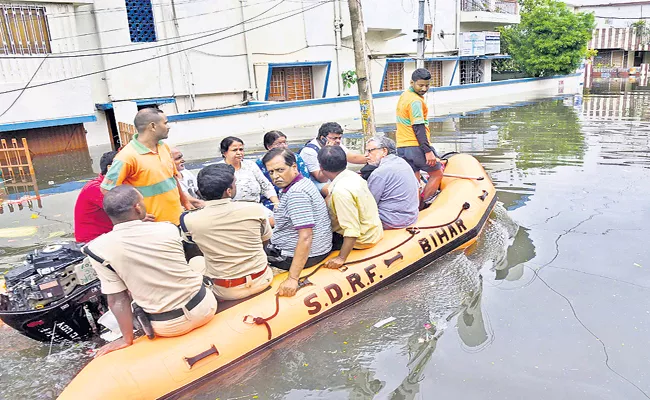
[47,0,328,43]
[0,0,295,59]
[0,0,330,96]
[0,55,49,118]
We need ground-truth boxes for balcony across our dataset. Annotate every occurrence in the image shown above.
[460,0,520,26]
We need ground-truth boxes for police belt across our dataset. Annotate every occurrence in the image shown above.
[212,266,268,288]
[144,285,207,322]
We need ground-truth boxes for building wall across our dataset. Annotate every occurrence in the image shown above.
[0,4,95,126]
[574,3,650,29]
[164,74,581,147]
[0,0,517,150]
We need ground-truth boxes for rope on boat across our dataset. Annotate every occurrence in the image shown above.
[243,202,472,341]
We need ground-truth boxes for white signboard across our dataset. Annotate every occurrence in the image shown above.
[485,31,501,54]
[460,32,486,56]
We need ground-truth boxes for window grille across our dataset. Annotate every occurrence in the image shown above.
[382,62,404,91]
[593,50,612,66]
[0,4,50,55]
[268,67,313,101]
[460,59,483,84]
[424,60,443,87]
[125,0,156,43]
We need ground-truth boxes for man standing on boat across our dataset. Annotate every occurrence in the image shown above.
[396,68,443,207]
[85,185,217,357]
[101,108,192,225]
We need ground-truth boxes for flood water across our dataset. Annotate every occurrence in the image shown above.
[1,79,650,399]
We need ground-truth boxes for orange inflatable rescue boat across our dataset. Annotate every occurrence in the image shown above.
[58,154,497,400]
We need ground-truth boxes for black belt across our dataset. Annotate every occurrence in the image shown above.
[145,285,207,322]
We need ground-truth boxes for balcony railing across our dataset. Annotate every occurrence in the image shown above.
[461,0,518,14]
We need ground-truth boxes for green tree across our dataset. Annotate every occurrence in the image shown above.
[500,0,595,77]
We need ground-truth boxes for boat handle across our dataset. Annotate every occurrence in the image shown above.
[478,190,488,201]
[184,345,219,369]
[384,252,403,267]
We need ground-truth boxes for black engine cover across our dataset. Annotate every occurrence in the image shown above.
[25,244,85,275]
[4,263,36,285]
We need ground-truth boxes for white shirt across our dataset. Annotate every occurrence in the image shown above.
[299,138,350,173]
[178,169,198,198]
[219,159,276,203]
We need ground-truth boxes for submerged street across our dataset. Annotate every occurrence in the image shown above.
[1,81,649,399]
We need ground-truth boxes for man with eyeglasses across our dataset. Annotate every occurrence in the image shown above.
[299,122,366,189]
[365,136,420,229]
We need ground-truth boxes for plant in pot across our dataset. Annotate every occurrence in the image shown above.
[341,70,357,96]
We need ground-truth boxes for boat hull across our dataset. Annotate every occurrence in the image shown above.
[58,154,497,400]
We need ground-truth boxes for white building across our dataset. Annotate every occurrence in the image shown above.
[567,0,650,68]
[0,0,522,153]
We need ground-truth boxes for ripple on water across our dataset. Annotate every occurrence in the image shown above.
[0,324,96,400]
[177,205,522,400]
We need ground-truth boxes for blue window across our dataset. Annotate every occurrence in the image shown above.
[125,0,156,43]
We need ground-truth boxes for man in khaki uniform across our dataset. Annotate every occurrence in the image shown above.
[181,164,273,300]
[85,185,217,358]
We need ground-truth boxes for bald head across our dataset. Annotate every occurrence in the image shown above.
[103,185,146,224]
[133,108,169,140]
[171,147,184,171]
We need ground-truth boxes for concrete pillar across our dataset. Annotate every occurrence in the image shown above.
[627,51,636,68]
[483,60,492,82]
[113,101,138,128]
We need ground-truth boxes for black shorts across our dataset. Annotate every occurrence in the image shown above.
[397,146,443,173]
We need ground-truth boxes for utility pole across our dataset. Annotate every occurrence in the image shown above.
[347,0,376,138]
[416,0,426,68]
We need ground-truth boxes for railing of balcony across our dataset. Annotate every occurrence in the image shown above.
[461,0,518,14]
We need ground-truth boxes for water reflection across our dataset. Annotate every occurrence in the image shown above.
[0,149,94,260]
[31,150,94,189]
[586,77,649,95]
[4,82,650,398]
[495,101,585,170]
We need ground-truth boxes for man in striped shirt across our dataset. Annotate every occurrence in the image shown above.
[263,148,332,297]
[101,108,192,225]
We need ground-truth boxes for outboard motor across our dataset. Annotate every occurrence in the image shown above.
[0,243,107,342]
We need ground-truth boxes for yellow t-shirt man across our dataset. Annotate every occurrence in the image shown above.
[395,87,442,174]
[396,87,430,148]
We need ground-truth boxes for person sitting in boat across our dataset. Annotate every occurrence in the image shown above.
[219,136,278,210]
[74,150,118,243]
[180,164,274,300]
[256,130,311,210]
[299,122,366,190]
[317,146,383,270]
[364,136,420,229]
[171,147,204,209]
[85,185,217,357]
[262,148,332,297]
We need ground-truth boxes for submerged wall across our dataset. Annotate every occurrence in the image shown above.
[162,74,581,150]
